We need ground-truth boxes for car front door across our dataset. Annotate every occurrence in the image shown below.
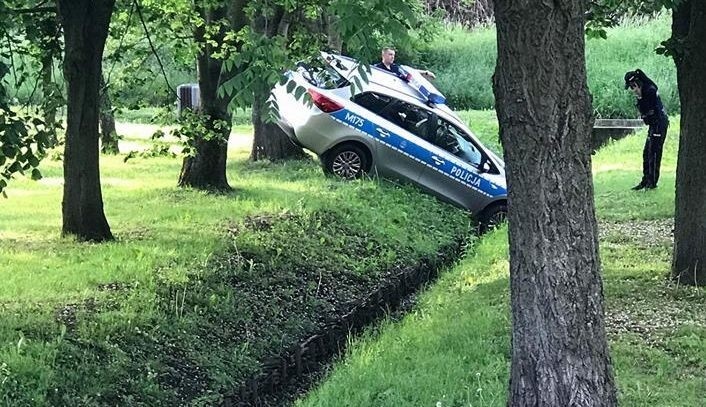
[416,116,499,213]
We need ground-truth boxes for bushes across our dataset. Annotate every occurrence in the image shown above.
[420,14,678,118]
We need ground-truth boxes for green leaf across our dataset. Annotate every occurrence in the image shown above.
[353,76,363,95]
[294,85,306,100]
[8,161,21,173]
[27,154,39,167]
[31,168,42,181]
[286,80,296,94]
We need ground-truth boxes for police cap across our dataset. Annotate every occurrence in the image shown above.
[624,70,638,89]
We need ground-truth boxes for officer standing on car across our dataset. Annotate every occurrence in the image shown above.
[624,69,669,190]
[375,47,436,80]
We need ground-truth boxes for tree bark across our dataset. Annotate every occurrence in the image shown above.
[99,75,120,155]
[249,6,307,162]
[178,3,232,190]
[178,1,248,190]
[492,1,617,405]
[324,13,342,52]
[672,1,706,286]
[250,90,308,161]
[57,0,114,242]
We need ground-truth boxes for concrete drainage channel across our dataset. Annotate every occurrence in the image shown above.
[222,238,466,407]
[592,119,645,151]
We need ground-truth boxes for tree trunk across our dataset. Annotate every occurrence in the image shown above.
[492,1,617,405]
[249,8,307,162]
[99,75,120,155]
[57,0,114,242]
[178,3,231,190]
[324,13,342,52]
[250,90,308,161]
[672,1,706,286]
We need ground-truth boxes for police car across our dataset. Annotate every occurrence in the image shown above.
[271,52,507,229]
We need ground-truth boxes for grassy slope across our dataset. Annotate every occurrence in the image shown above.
[296,120,706,406]
[0,128,474,405]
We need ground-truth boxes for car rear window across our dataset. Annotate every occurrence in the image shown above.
[352,92,393,113]
[297,64,348,89]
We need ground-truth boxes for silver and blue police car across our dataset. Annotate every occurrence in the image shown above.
[271,52,507,228]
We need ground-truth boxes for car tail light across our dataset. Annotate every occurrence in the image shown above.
[307,88,343,113]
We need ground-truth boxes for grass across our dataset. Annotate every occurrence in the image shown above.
[296,231,511,407]
[0,125,475,405]
[420,14,678,117]
[295,115,706,407]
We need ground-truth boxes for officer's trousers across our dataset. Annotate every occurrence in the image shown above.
[641,121,669,187]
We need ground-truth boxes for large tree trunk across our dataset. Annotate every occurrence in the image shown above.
[672,1,706,286]
[250,90,308,161]
[99,75,120,155]
[58,0,114,242]
[249,7,307,162]
[178,3,231,190]
[492,1,617,405]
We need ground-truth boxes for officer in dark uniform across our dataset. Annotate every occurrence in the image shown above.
[625,69,669,190]
[375,47,436,80]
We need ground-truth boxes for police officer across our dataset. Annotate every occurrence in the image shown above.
[375,47,436,80]
[625,69,669,190]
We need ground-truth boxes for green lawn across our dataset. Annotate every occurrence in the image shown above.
[296,118,706,407]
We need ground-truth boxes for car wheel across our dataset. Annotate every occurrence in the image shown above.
[325,144,369,180]
[478,203,507,234]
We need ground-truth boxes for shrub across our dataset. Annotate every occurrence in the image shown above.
[419,14,678,118]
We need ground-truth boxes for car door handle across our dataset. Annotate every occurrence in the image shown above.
[375,128,390,138]
[431,155,445,166]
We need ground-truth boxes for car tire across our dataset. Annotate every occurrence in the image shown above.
[478,203,507,234]
[324,144,369,180]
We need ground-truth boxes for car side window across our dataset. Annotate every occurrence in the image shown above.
[433,118,484,168]
[352,92,393,114]
[353,93,433,141]
[380,101,433,141]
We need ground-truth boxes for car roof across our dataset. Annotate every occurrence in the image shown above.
[321,52,467,129]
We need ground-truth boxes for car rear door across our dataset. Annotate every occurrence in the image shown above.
[350,93,432,184]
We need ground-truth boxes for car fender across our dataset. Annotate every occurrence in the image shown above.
[321,135,377,162]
